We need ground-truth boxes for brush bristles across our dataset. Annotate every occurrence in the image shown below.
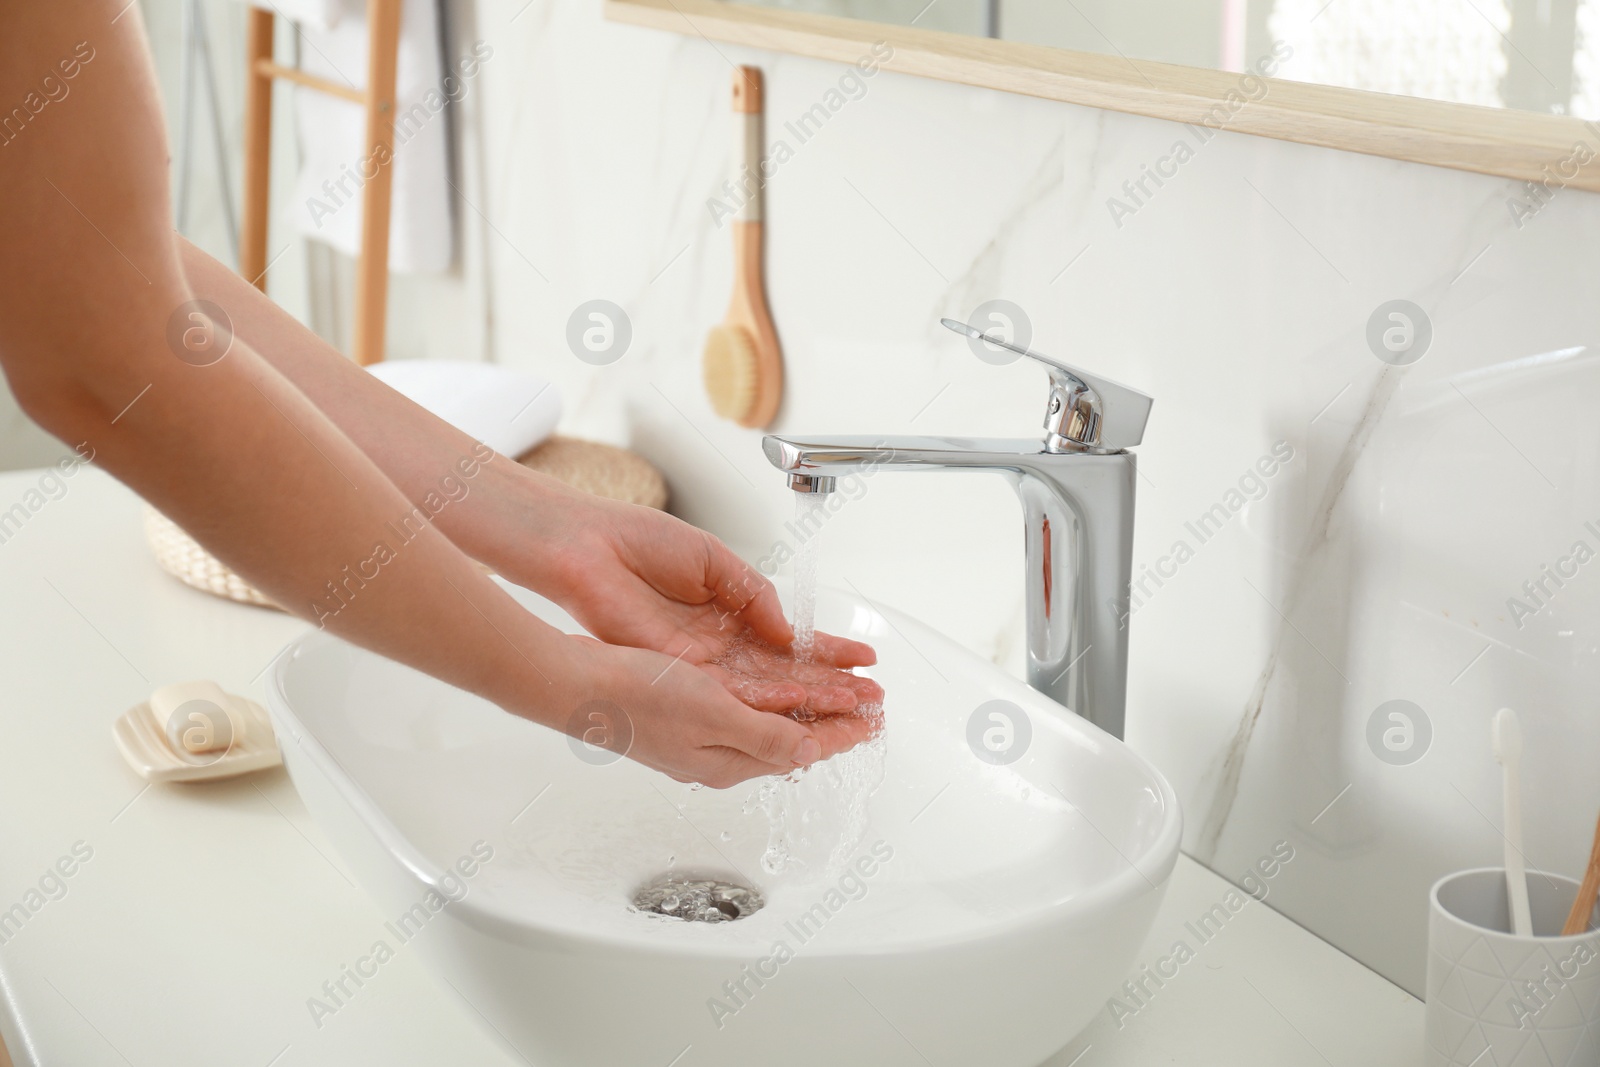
[703,325,758,422]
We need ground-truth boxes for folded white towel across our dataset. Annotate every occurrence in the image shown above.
[368,361,563,459]
[280,0,455,273]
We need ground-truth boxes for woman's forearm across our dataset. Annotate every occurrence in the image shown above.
[0,5,573,727]
[176,237,573,573]
[29,320,578,724]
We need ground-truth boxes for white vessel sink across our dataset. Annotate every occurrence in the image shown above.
[266,583,1181,1067]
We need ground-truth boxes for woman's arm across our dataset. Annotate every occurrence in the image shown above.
[0,1,867,785]
[175,235,551,571]
[177,200,881,714]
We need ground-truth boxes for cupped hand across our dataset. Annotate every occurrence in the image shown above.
[554,638,878,788]
[502,485,879,714]
[704,637,884,718]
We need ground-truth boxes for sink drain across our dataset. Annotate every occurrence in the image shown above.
[632,876,765,923]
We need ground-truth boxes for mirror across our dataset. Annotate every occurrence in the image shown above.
[741,0,1595,119]
[608,0,1600,192]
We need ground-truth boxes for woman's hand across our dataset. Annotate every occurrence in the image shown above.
[703,636,884,719]
[159,252,882,725]
[492,479,882,714]
[551,637,878,788]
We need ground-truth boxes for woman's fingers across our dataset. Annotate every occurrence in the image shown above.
[719,702,822,768]
[813,671,879,707]
[703,661,874,717]
[710,638,883,717]
[697,666,879,768]
[682,704,880,787]
[801,685,860,716]
[808,631,878,668]
[685,719,877,787]
[701,665,809,713]
[807,712,881,759]
[705,536,794,648]
[720,636,874,683]
[584,638,879,791]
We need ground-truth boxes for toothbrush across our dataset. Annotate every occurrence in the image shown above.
[1493,708,1534,937]
[1561,807,1600,935]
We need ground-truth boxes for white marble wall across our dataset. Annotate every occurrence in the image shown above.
[6,0,1594,999]
[466,0,1600,995]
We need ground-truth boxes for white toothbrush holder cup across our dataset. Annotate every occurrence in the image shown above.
[1426,867,1600,1066]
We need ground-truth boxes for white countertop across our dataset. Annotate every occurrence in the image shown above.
[0,468,1424,1066]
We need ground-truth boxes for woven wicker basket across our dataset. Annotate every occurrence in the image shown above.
[144,435,668,609]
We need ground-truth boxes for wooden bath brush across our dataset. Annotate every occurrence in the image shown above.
[703,66,783,428]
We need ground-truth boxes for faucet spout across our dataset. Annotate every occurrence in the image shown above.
[764,434,1051,479]
[762,433,1138,739]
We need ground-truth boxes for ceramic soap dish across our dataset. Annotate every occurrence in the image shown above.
[114,680,282,783]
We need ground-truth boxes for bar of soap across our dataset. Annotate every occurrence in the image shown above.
[151,680,245,755]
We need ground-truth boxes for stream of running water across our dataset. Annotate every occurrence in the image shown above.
[789,494,822,660]
[745,493,885,879]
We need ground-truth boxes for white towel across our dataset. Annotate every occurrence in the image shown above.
[275,0,455,273]
[367,361,563,459]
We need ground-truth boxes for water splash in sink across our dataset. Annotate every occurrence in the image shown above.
[748,717,885,877]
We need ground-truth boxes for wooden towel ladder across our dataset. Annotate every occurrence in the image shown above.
[238,1,401,365]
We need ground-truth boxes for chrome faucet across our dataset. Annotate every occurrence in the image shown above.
[762,319,1153,739]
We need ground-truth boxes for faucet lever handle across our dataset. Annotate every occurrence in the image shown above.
[940,318,1153,452]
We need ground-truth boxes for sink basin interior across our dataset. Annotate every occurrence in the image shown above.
[270,584,1179,956]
